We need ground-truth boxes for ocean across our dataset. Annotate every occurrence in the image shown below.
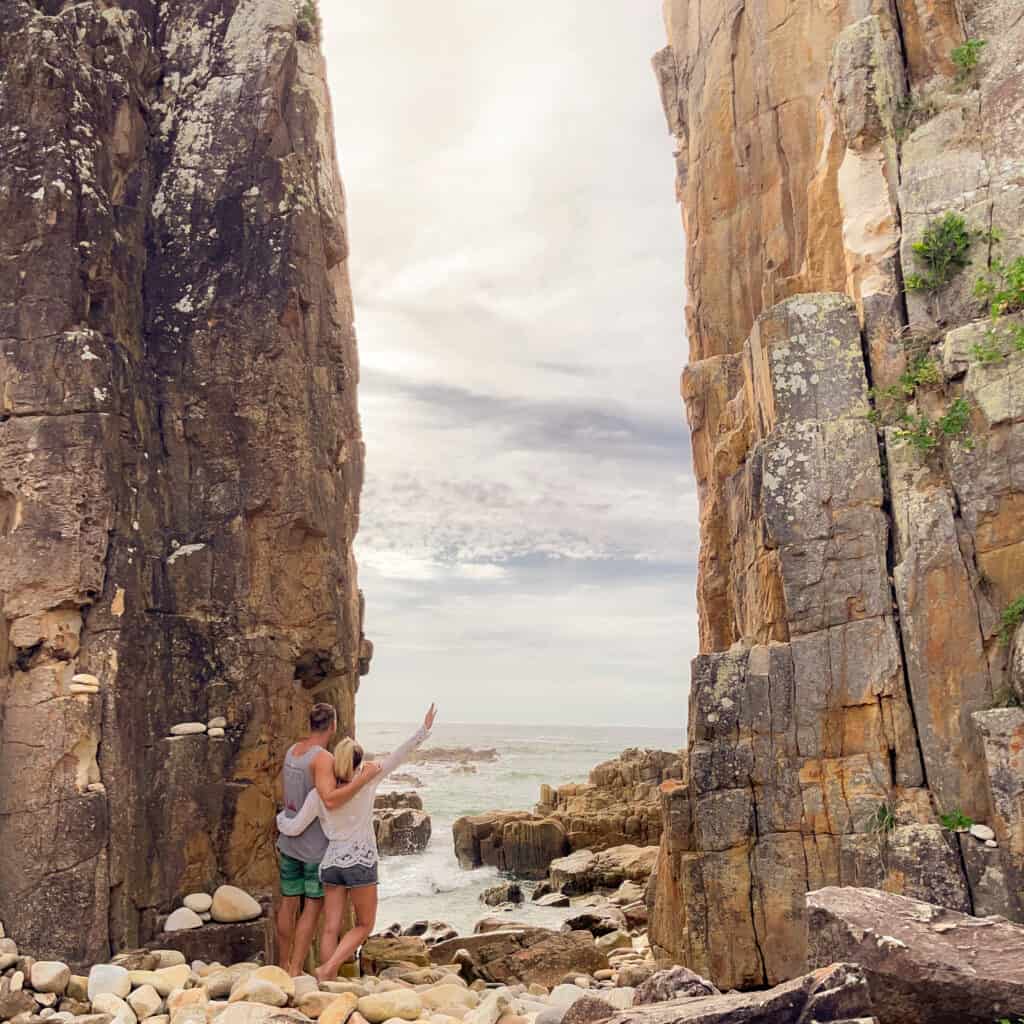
[360,720,683,935]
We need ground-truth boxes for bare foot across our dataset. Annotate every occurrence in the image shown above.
[314,964,336,984]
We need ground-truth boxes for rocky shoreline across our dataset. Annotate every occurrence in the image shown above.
[3,884,1022,1024]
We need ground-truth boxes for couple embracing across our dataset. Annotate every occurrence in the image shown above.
[275,702,438,980]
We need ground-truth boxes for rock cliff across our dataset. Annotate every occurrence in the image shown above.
[652,0,1024,990]
[0,0,367,966]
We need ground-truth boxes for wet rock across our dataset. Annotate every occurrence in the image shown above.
[481,883,523,907]
[806,886,1024,1024]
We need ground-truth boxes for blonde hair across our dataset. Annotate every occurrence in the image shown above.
[333,737,364,782]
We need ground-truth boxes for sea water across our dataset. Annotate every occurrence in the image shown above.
[360,720,683,935]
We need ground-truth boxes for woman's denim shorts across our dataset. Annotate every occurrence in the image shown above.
[319,862,379,888]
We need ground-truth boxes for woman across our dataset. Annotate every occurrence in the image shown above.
[277,703,437,981]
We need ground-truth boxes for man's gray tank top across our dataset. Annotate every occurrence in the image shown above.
[277,743,329,863]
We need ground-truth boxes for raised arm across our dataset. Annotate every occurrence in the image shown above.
[379,704,437,779]
[314,751,380,810]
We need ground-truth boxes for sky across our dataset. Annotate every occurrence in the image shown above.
[320,2,697,728]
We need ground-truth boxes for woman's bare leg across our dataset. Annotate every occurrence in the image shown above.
[319,884,348,973]
[315,884,377,983]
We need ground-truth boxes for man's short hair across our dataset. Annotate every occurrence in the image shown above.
[309,703,337,732]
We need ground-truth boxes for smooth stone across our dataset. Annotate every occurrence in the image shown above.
[420,987,479,1012]
[208,729,225,739]
[164,909,203,932]
[461,993,509,1024]
[226,980,286,1008]
[35,993,59,1008]
[207,718,227,730]
[320,984,368,998]
[986,839,999,848]
[210,886,261,924]
[151,953,187,970]
[154,967,193,996]
[548,987,587,1010]
[67,977,89,1002]
[207,1004,229,1020]
[71,674,100,686]
[356,991,423,1023]
[247,967,293,998]
[165,989,206,1014]
[295,993,340,1019]
[291,976,318,1002]
[70,684,100,695]
[31,963,71,995]
[127,987,163,1020]
[970,824,996,842]
[526,985,548,998]
[0,937,19,970]
[592,972,613,983]
[12,970,25,991]
[89,966,132,1001]
[594,932,630,955]
[92,993,137,1024]
[144,1017,170,1024]
[183,894,212,915]
[59,999,92,1015]
[602,989,634,1011]
[169,723,206,736]
[319,994,359,1024]
[200,968,254,1001]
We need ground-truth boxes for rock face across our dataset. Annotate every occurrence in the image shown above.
[651,0,1024,990]
[373,808,432,856]
[806,886,1024,1024]
[0,0,369,965]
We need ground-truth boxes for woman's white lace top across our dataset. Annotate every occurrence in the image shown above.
[276,724,430,871]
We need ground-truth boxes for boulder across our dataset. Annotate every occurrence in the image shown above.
[30,963,71,995]
[806,886,1024,1024]
[373,807,432,856]
[480,882,523,907]
[604,963,871,1023]
[453,814,569,878]
[560,997,617,1024]
[126,986,163,1020]
[210,887,261,924]
[146,914,269,966]
[633,968,718,1004]
[226,979,286,1008]
[564,906,627,937]
[355,990,423,1023]
[164,910,203,933]
[433,928,608,989]
[318,993,359,1024]
[88,966,132,1001]
[374,792,423,811]
[360,936,430,974]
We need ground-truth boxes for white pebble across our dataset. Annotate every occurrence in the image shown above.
[169,723,206,736]
[208,728,225,738]
[969,823,996,842]
[208,717,227,729]
[71,673,100,686]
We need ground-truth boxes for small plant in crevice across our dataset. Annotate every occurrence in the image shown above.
[951,38,986,85]
[991,687,1023,710]
[939,807,974,832]
[893,93,939,143]
[296,0,321,42]
[870,801,897,836]
[904,213,981,298]
[999,595,1024,645]
[972,255,1024,362]
[867,356,943,428]
[890,399,975,455]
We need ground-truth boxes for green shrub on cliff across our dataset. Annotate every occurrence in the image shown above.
[905,213,978,295]
[297,0,321,42]
[1000,595,1024,645]
[939,808,974,832]
[973,256,1024,361]
[951,38,986,84]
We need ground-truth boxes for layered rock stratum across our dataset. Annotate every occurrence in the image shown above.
[651,0,1024,990]
[0,0,367,966]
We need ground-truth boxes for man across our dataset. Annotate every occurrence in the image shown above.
[276,702,379,975]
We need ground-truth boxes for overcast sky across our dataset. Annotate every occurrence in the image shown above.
[320,2,697,728]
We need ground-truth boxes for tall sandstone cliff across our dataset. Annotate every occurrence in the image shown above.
[0,0,368,966]
[651,0,1024,990]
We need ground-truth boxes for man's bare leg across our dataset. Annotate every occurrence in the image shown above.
[288,896,322,977]
[276,895,300,971]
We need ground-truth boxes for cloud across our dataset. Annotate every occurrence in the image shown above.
[321,2,697,726]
